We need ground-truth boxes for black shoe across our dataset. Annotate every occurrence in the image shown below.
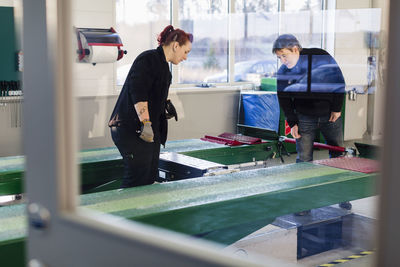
[339,201,352,210]
[294,210,311,216]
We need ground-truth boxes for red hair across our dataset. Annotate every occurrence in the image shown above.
[157,25,193,46]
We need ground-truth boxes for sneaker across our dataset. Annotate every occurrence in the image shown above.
[339,201,352,210]
[294,210,311,216]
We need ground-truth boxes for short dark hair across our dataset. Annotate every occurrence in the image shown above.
[272,34,302,54]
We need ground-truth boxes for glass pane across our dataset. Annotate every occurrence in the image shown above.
[333,8,381,93]
[3,1,389,266]
[281,0,323,48]
[284,0,322,12]
[0,5,23,205]
[178,0,229,84]
[270,4,383,267]
[233,0,279,84]
[116,0,170,86]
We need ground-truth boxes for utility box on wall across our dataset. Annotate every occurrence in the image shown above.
[344,92,368,140]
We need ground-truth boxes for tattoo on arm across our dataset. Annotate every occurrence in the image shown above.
[139,107,146,115]
[134,101,149,121]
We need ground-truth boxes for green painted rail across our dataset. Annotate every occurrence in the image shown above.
[0,139,284,196]
[0,162,377,266]
[181,142,279,165]
[0,139,226,196]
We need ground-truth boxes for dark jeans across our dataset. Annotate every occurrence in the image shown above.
[296,113,343,162]
[110,126,160,188]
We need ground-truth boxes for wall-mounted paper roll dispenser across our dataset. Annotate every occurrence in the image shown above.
[76,27,127,65]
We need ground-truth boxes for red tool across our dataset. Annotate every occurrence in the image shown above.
[201,135,243,146]
[283,137,355,155]
[201,133,263,146]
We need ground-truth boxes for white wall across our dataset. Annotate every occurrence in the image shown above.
[161,88,240,140]
[0,0,12,7]
[71,0,116,97]
[335,0,373,140]
[0,88,240,157]
[76,88,240,151]
[370,0,388,141]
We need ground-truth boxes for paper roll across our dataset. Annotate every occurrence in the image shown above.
[89,46,119,63]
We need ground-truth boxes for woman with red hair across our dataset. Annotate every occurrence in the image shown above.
[109,25,193,188]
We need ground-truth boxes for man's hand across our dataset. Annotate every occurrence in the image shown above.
[329,111,341,122]
[139,120,154,142]
[291,124,301,139]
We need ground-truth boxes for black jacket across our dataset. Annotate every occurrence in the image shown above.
[109,46,172,145]
[277,48,345,128]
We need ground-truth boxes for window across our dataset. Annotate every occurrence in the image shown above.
[232,0,278,83]
[178,0,229,84]
[115,0,170,86]
[281,0,324,48]
[115,0,328,87]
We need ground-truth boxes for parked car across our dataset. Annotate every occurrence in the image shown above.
[203,60,277,83]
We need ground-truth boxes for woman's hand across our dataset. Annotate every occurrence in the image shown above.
[139,120,154,142]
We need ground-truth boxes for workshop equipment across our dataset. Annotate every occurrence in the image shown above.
[0,160,378,267]
[237,91,280,134]
[0,80,23,128]
[0,139,226,197]
[354,142,380,159]
[0,134,376,199]
[76,27,127,65]
[158,136,284,180]
[158,135,286,180]
[201,132,263,146]
[181,142,279,166]
[274,206,349,259]
[283,137,357,156]
[0,136,287,197]
[158,152,229,181]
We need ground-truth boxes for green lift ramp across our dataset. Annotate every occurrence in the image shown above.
[0,137,287,196]
[0,160,378,267]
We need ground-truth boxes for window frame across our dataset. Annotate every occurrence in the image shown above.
[25,0,400,266]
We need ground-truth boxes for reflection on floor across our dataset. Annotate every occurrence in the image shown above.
[225,139,378,267]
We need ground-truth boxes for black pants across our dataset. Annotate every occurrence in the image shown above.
[110,126,160,188]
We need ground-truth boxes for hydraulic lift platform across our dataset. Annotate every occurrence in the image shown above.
[0,137,283,196]
[0,139,226,196]
[158,152,229,181]
[0,159,378,267]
